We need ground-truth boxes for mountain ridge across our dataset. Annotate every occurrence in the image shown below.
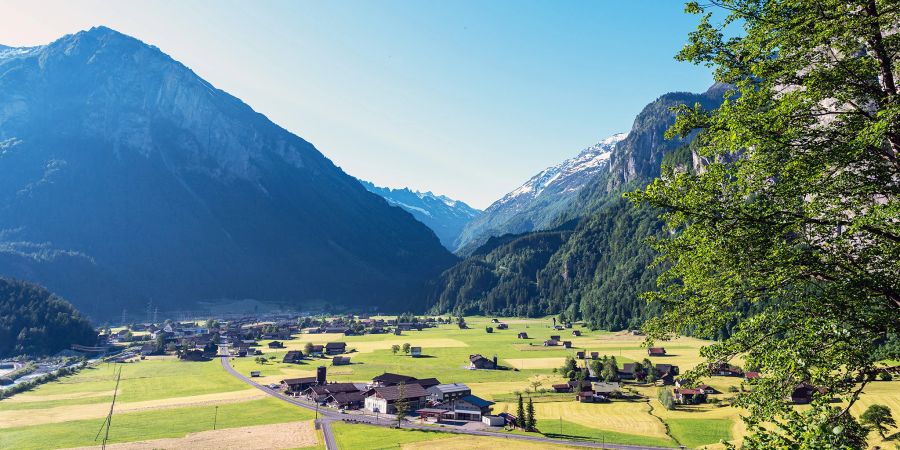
[0,26,456,317]
[360,180,481,249]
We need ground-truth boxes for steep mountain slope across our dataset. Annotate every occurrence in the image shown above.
[0,27,456,317]
[455,133,626,254]
[0,278,96,358]
[427,85,728,329]
[359,181,481,249]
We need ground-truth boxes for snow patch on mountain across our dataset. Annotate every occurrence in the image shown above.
[360,180,481,249]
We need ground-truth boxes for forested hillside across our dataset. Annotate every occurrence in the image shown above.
[426,85,728,330]
[0,278,96,358]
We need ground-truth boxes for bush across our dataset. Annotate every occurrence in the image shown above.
[728,386,739,393]
[878,371,893,381]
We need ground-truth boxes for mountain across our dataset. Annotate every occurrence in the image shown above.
[359,181,481,249]
[0,27,456,318]
[454,133,626,254]
[427,85,728,330]
[0,278,96,358]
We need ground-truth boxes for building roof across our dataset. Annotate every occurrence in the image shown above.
[369,383,427,401]
[413,377,441,389]
[327,391,366,404]
[282,377,316,385]
[372,372,418,385]
[430,383,470,394]
[326,342,346,348]
[459,395,494,408]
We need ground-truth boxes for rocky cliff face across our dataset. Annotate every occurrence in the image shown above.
[0,27,456,317]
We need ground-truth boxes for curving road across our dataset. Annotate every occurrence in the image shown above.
[219,354,677,450]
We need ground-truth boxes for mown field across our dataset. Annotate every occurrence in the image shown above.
[2,316,898,449]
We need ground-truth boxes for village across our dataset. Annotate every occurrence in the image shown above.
[92,313,827,426]
[3,313,896,450]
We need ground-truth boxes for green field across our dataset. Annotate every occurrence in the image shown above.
[2,316,898,449]
[0,398,315,449]
[332,422,455,449]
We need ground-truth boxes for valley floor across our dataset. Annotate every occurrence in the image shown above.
[0,316,897,449]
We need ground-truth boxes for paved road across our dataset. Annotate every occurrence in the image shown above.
[219,354,677,450]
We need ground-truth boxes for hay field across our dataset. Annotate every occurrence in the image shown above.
[64,420,320,450]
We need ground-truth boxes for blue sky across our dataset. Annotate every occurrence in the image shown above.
[0,1,713,208]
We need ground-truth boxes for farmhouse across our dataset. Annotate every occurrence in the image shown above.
[497,323,508,330]
[674,387,706,404]
[590,352,599,360]
[426,383,471,402]
[308,345,324,357]
[364,383,428,414]
[282,377,318,394]
[572,330,582,336]
[709,362,743,377]
[592,381,621,395]
[543,339,559,347]
[550,335,561,341]
[562,341,572,348]
[648,347,667,357]
[655,364,680,385]
[618,363,645,380]
[283,350,303,364]
[410,346,422,357]
[517,332,529,339]
[576,391,604,403]
[576,351,586,359]
[268,341,284,349]
[447,395,494,421]
[332,356,351,365]
[552,383,572,393]
[468,354,498,370]
[325,342,347,355]
[745,371,760,381]
[326,391,365,410]
[791,384,826,404]
[304,382,362,403]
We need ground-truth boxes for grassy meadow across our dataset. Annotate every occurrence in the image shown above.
[2,316,898,449]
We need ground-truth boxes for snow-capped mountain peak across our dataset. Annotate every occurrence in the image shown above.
[359,180,481,249]
[497,132,626,206]
[453,132,626,253]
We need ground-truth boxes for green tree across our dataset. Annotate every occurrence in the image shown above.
[601,357,619,382]
[303,342,314,356]
[642,358,657,383]
[629,0,900,443]
[391,344,400,355]
[516,394,526,429]
[560,356,578,379]
[394,382,409,427]
[402,343,411,355]
[525,397,536,431]
[658,388,676,411]
[860,404,896,439]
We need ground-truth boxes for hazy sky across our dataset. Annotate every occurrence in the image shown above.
[0,1,713,208]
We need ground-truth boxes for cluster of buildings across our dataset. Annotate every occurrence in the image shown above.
[280,368,500,425]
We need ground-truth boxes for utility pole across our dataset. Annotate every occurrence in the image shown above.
[213,405,218,430]
[95,367,122,450]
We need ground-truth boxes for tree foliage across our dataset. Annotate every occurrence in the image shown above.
[0,278,96,358]
[629,0,900,445]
